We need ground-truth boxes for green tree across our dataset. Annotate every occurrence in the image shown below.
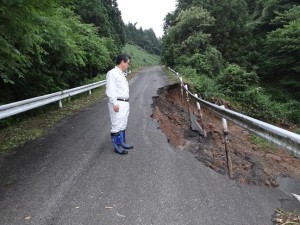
[71,0,126,48]
[162,6,216,73]
[0,0,118,102]
[0,0,57,84]
[208,0,251,65]
[124,23,162,55]
[263,9,300,98]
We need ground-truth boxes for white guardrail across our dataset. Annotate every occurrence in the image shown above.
[168,67,300,157]
[0,80,106,120]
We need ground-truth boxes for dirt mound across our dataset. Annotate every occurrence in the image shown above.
[152,83,300,187]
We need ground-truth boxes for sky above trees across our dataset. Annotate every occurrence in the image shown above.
[117,0,176,37]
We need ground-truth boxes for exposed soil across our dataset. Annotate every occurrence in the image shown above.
[152,83,300,187]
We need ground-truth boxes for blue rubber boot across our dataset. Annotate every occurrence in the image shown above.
[120,130,134,149]
[111,133,128,155]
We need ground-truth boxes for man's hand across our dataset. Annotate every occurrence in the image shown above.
[113,104,119,112]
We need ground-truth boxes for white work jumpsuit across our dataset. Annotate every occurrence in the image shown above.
[106,66,130,133]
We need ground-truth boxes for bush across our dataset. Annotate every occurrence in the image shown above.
[217,64,259,96]
[238,87,285,122]
[178,47,224,78]
[231,86,299,124]
[285,102,300,125]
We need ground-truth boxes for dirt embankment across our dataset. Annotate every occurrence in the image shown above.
[152,83,300,187]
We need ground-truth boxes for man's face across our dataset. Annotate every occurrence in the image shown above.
[121,59,130,72]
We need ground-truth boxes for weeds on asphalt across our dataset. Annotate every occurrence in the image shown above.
[274,209,300,224]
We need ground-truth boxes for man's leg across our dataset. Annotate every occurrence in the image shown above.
[119,130,133,149]
[111,132,128,155]
[119,102,133,149]
[108,102,128,155]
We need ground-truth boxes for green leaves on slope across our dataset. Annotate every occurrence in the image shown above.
[0,0,119,102]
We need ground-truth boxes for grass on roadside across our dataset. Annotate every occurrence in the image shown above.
[248,134,278,152]
[0,87,106,156]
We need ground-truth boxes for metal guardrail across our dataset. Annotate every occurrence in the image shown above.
[168,67,300,157]
[0,80,106,120]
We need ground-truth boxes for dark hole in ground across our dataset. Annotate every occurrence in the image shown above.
[151,83,300,188]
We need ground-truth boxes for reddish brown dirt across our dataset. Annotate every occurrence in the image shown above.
[152,83,300,187]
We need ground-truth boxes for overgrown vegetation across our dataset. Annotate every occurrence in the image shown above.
[161,0,300,128]
[125,23,162,55]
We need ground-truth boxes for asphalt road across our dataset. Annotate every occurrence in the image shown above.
[0,66,299,225]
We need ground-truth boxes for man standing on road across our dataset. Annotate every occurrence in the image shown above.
[106,54,134,155]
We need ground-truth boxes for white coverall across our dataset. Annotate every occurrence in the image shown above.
[106,66,130,133]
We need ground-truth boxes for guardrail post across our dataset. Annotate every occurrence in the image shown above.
[221,105,232,178]
[179,75,184,102]
[59,100,62,108]
[184,84,189,102]
[195,94,206,137]
[184,84,190,112]
[194,94,201,115]
[89,90,92,95]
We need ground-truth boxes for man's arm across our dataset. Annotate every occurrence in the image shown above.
[106,71,119,112]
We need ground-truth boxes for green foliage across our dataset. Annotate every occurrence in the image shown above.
[248,0,298,31]
[238,88,284,122]
[122,44,160,70]
[225,83,299,124]
[177,66,220,100]
[217,64,259,96]
[125,23,162,55]
[0,0,121,103]
[168,6,214,45]
[248,134,277,152]
[0,0,54,84]
[41,8,91,67]
[259,5,300,99]
[284,102,300,124]
[162,0,300,126]
[71,0,126,48]
[272,4,300,25]
[215,64,297,122]
[162,6,214,70]
[179,47,224,77]
[207,0,251,65]
[264,17,300,73]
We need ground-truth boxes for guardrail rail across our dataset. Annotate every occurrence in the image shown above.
[0,80,106,120]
